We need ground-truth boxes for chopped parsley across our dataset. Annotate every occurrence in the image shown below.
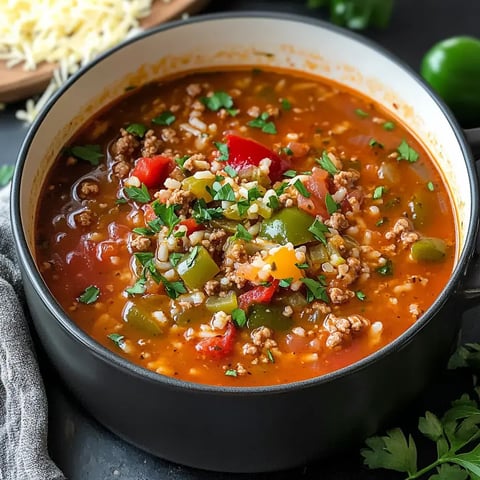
[78,285,100,304]
[292,179,310,198]
[295,262,309,270]
[376,217,387,227]
[283,169,297,178]
[383,121,395,131]
[159,275,187,299]
[247,186,263,202]
[192,199,223,223]
[169,252,183,267]
[152,111,176,126]
[214,141,229,161]
[279,277,294,288]
[185,246,199,268]
[356,290,366,301]
[397,139,419,162]
[152,200,180,233]
[208,181,236,202]
[266,349,275,363]
[70,144,103,165]
[316,150,338,175]
[355,108,369,118]
[132,226,155,236]
[427,181,435,192]
[274,182,289,196]
[124,184,151,203]
[247,112,277,134]
[175,155,189,169]
[225,369,238,377]
[373,186,386,199]
[282,146,293,156]
[376,259,393,276]
[267,195,280,210]
[301,276,329,303]
[236,200,250,217]
[125,123,148,138]
[325,193,339,215]
[233,224,253,241]
[107,333,125,348]
[201,91,235,113]
[232,308,247,328]
[369,138,384,148]
[125,277,147,295]
[281,98,292,111]
[224,165,237,178]
[308,218,329,245]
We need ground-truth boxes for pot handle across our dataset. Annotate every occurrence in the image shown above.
[458,128,480,305]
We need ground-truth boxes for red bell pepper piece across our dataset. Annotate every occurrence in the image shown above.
[297,167,330,218]
[238,280,279,311]
[225,134,290,182]
[130,155,173,188]
[178,218,202,235]
[195,321,236,359]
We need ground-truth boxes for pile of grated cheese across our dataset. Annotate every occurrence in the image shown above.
[0,0,157,123]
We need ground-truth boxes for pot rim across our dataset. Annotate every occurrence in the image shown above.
[11,11,479,395]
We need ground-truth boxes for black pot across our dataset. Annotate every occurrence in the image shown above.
[11,13,480,473]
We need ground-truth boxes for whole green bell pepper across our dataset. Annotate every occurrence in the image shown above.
[421,36,480,127]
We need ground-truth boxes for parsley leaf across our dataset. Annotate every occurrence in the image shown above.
[397,140,419,162]
[209,181,236,202]
[0,165,14,187]
[301,276,329,303]
[281,98,292,111]
[427,181,435,192]
[325,193,338,215]
[266,349,275,363]
[107,333,125,348]
[224,165,237,178]
[192,199,223,223]
[376,259,393,276]
[125,277,147,295]
[293,179,310,198]
[232,308,247,328]
[152,111,176,126]
[448,343,480,371]
[279,277,293,288]
[295,262,309,270]
[160,275,187,299]
[169,252,183,267]
[201,91,234,112]
[214,141,229,161]
[283,170,297,178]
[70,144,103,165]
[175,155,189,169]
[316,151,338,175]
[124,184,151,203]
[225,369,238,377]
[267,195,280,210]
[78,285,100,304]
[373,186,386,199]
[355,108,369,118]
[356,290,366,301]
[152,200,181,233]
[247,186,262,202]
[369,138,384,148]
[233,224,253,241]
[383,121,396,131]
[125,123,148,138]
[308,218,329,245]
[247,112,277,134]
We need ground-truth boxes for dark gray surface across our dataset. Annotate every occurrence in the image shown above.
[2,0,480,478]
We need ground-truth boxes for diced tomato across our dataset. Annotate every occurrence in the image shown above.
[130,155,174,188]
[195,321,236,359]
[238,280,279,311]
[179,218,202,235]
[297,167,330,218]
[226,134,290,182]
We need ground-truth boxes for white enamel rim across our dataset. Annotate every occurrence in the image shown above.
[11,12,478,394]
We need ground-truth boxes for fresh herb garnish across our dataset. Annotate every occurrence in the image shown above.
[325,193,339,215]
[295,262,309,270]
[376,259,393,276]
[247,187,262,202]
[283,170,297,178]
[369,138,384,148]
[225,369,238,377]
[317,150,338,175]
[293,179,311,198]
[236,200,250,217]
[266,349,275,363]
[224,165,237,178]
[201,91,235,112]
[159,275,187,299]
[427,181,435,192]
[282,146,294,156]
[175,155,189,169]
[267,195,280,210]
[274,182,289,196]
[373,186,386,200]
[214,141,229,161]
[281,98,292,111]
[125,123,148,138]
[185,246,199,268]
[301,276,329,303]
[78,285,100,304]
[279,277,294,288]
[125,277,147,295]
[209,181,236,202]
[107,333,125,348]
[124,184,151,203]
[308,218,329,245]
[376,217,387,227]
[356,290,366,301]
[151,200,181,233]
[247,112,277,134]
[132,226,155,236]
[233,224,253,241]
[397,140,419,162]
[152,111,176,126]
[192,199,223,223]
[232,308,247,328]
[383,121,396,131]
[169,252,183,267]
[355,108,369,118]
[0,165,14,187]
[70,144,103,165]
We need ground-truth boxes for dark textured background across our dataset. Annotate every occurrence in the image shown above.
[1,1,479,478]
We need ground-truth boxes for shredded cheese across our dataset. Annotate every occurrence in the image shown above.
[0,0,157,122]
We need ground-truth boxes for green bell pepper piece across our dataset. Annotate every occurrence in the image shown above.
[411,238,447,262]
[259,207,315,246]
[123,302,163,335]
[176,245,220,290]
[205,291,239,314]
[421,36,480,127]
[247,304,293,331]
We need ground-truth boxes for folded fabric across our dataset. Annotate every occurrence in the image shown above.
[0,186,65,480]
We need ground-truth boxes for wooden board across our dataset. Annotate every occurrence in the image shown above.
[0,0,209,103]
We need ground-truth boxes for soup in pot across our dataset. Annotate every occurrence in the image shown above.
[35,68,456,386]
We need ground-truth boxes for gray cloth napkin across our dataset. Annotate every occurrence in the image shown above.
[0,186,65,480]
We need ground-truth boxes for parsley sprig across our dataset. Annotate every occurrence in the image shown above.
[362,342,480,480]
[247,112,277,134]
